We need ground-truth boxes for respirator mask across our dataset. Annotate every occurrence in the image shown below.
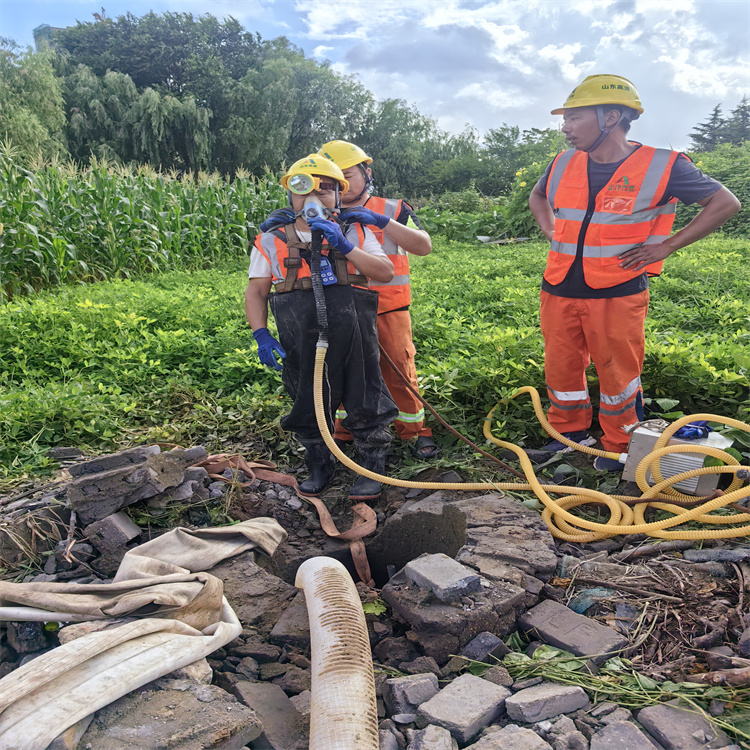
[286,172,338,221]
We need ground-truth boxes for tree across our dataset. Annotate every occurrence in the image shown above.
[0,38,67,161]
[721,96,750,145]
[690,104,725,152]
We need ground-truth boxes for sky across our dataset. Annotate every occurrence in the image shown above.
[1,0,749,151]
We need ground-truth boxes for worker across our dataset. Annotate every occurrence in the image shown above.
[245,155,398,500]
[321,140,439,459]
[529,74,741,471]
[260,142,438,459]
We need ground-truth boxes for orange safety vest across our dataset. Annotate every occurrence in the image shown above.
[364,196,411,313]
[545,144,683,289]
[254,224,369,292]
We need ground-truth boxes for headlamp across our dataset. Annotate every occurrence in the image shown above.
[287,173,338,195]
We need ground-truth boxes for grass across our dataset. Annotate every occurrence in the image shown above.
[0,234,748,487]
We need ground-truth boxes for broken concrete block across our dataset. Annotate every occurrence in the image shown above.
[405,553,482,602]
[518,600,628,664]
[167,658,213,684]
[464,724,552,749]
[67,445,160,478]
[83,511,141,553]
[68,446,207,524]
[482,665,514,688]
[505,682,589,723]
[590,721,660,750]
[637,701,731,749]
[79,678,262,749]
[453,494,559,579]
[289,690,311,718]
[231,680,308,750]
[382,573,499,648]
[407,631,460,665]
[271,664,310,695]
[208,552,297,636]
[461,632,510,663]
[408,724,458,749]
[269,590,310,650]
[384,673,440,722]
[416,673,511,744]
[47,713,95,750]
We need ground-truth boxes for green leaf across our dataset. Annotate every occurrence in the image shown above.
[656,398,681,411]
[362,600,387,616]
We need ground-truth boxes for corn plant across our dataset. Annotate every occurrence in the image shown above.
[0,147,286,301]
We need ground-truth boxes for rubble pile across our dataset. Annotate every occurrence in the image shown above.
[1,445,749,749]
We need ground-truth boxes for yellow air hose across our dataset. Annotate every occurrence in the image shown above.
[312,345,750,543]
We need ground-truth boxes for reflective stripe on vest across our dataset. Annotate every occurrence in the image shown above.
[545,145,681,289]
[253,224,367,291]
[365,195,411,313]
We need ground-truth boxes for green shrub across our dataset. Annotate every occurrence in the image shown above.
[675,142,750,237]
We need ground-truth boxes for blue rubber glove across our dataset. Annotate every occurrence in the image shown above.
[259,208,295,233]
[340,207,390,229]
[306,217,355,255]
[253,328,286,370]
[674,420,713,440]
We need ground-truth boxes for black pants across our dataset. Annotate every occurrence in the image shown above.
[270,285,397,452]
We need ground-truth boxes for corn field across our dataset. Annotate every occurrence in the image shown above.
[0,145,286,301]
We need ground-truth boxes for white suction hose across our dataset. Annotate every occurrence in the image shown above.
[295,556,379,750]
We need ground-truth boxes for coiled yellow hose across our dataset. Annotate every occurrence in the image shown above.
[313,345,750,543]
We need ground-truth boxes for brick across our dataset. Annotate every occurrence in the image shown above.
[231,680,307,750]
[590,721,660,750]
[269,590,310,650]
[462,632,510,663]
[416,673,511,744]
[505,682,589,723]
[405,553,482,602]
[465,724,552,749]
[637,701,730,749]
[408,724,457,749]
[83,511,141,554]
[384,673,439,722]
[518,600,628,664]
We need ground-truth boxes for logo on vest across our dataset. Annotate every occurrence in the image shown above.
[608,175,636,193]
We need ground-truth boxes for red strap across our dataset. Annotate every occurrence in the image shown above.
[194,453,375,585]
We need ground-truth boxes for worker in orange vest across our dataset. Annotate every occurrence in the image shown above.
[261,141,439,458]
[529,74,740,471]
[247,155,398,500]
[319,140,440,459]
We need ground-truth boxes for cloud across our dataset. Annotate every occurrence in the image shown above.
[151,0,746,150]
[313,45,333,59]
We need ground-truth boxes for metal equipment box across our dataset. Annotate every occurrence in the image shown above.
[622,423,734,496]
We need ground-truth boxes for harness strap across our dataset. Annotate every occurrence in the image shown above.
[277,224,369,292]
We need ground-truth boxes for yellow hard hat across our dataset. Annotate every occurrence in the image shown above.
[318,140,373,170]
[280,154,349,194]
[551,74,644,115]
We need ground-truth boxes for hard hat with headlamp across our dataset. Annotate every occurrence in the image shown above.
[280,155,350,196]
[552,74,643,152]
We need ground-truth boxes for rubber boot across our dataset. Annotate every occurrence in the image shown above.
[349,444,389,501]
[298,441,335,496]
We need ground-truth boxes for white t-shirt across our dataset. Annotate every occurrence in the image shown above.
[248,225,385,281]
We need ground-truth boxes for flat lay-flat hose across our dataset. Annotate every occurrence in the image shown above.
[313,345,750,542]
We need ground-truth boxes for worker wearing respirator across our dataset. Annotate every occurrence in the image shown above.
[245,155,398,499]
